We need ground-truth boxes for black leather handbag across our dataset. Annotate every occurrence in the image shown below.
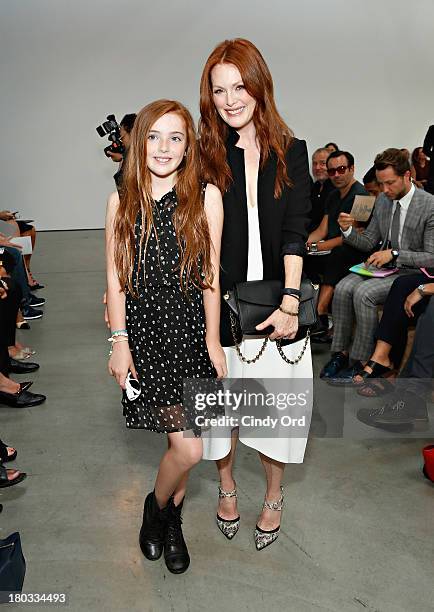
[0,532,26,601]
[223,279,319,364]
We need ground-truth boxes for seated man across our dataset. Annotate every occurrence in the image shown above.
[308,147,335,233]
[321,148,434,382]
[305,150,369,338]
[363,165,382,197]
[357,285,434,430]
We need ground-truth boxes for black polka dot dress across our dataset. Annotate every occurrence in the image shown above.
[122,187,217,434]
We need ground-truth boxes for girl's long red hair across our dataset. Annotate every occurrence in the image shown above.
[199,38,293,199]
[113,99,212,295]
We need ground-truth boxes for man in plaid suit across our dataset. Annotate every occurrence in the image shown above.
[321,148,434,383]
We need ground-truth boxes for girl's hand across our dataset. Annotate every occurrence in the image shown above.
[108,343,138,389]
[206,339,228,379]
[103,291,110,328]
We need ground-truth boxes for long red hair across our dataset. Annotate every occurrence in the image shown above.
[113,99,212,295]
[199,38,293,198]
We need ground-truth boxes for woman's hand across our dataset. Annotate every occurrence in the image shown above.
[108,342,138,389]
[256,306,299,341]
[206,339,227,379]
[404,288,424,318]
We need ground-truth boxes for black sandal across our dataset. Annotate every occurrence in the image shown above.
[0,464,27,488]
[352,360,394,386]
[0,439,17,463]
[357,377,395,398]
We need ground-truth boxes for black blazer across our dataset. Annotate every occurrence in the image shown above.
[219,128,311,346]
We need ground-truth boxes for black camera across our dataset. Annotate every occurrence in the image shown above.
[96,114,125,157]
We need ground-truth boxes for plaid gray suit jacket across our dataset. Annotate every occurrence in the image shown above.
[344,187,434,268]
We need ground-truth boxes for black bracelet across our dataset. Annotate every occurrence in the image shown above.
[282,288,301,299]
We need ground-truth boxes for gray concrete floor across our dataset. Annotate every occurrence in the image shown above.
[0,230,433,612]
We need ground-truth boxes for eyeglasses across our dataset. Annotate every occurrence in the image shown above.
[327,165,349,176]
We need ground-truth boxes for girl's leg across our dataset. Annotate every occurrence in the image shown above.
[257,453,285,531]
[140,430,202,572]
[154,431,203,508]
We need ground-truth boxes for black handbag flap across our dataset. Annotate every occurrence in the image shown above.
[235,280,315,306]
[235,280,281,306]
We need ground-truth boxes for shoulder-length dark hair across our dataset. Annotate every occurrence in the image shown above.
[113,99,212,295]
[199,38,293,199]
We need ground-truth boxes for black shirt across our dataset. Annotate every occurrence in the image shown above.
[325,181,369,239]
[309,178,335,232]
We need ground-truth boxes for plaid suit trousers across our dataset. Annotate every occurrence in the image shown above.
[331,273,401,362]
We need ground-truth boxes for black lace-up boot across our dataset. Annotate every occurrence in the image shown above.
[164,496,190,574]
[139,491,168,561]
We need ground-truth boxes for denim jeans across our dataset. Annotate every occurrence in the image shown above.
[5,247,30,307]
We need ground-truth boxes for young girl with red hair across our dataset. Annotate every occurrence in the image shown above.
[106,99,226,573]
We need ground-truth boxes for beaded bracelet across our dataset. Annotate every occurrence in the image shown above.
[108,336,129,356]
[279,305,299,316]
[111,329,128,337]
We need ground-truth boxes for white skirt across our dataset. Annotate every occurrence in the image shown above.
[201,336,313,463]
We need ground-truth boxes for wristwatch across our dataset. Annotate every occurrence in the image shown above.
[310,242,318,253]
[391,249,399,261]
[417,284,426,297]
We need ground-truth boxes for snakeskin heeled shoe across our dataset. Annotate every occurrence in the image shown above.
[216,483,240,539]
[254,487,284,551]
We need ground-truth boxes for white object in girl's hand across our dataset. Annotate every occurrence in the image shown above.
[125,371,141,401]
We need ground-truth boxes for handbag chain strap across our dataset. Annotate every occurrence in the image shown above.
[229,311,269,363]
[276,330,310,364]
[229,310,310,365]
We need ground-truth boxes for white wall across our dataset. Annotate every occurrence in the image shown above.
[1,0,433,230]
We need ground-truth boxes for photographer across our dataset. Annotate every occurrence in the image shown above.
[106,114,136,189]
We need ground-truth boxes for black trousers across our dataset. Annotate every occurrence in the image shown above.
[375,273,429,367]
[396,295,434,398]
[0,278,22,376]
[304,244,367,287]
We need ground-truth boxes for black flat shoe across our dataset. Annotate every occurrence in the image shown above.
[139,491,168,561]
[0,386,45,408]
[9,358,40,374]
[352,360,395,387]
[0,464,27,488]
[320,352,349,379]
[0,439,17,463]
[326,362,364,386]
[164,497,190,574]
[16,320,30,330]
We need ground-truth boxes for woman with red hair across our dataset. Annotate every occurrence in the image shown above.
[199,39,313,551]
